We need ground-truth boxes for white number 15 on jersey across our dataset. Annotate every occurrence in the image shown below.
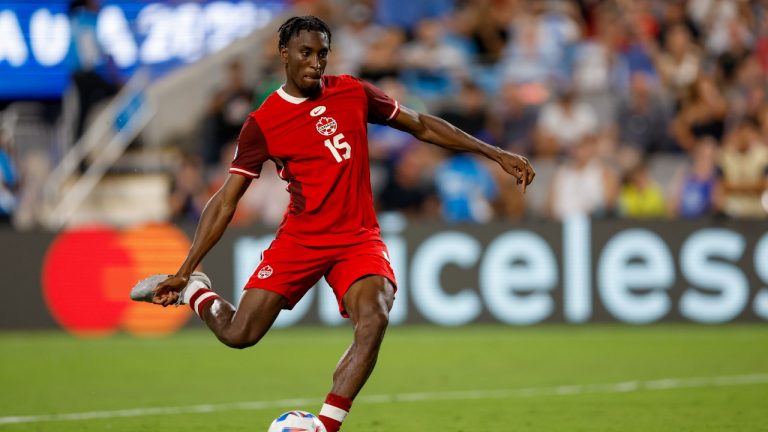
[324,133,351,163]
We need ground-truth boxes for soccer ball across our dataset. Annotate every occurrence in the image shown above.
[267,410,327,432]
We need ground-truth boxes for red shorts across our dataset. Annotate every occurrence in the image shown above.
[244,237,397,317]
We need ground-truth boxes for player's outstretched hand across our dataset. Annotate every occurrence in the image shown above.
[498,151,535,193]
[152,275,188,307]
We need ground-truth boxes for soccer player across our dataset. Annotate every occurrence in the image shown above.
[131,16,534,432]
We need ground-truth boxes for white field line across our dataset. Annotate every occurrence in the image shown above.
[1,373,766,425]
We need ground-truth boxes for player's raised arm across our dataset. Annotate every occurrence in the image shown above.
[389,105,535,192]
[153,173,251,305]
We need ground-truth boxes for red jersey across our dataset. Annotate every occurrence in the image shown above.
[230,75,401,246]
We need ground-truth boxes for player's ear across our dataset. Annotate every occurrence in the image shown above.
[279,46,288,64]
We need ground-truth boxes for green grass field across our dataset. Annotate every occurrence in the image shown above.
[1,325,767,431]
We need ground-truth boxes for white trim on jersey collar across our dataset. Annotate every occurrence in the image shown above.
[276,86,309,104]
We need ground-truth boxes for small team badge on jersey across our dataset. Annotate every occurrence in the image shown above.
[310,105,326,117]
[258,265,273,279]
[316,117,337,136]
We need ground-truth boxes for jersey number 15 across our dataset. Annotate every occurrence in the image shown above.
[324,133,351,163]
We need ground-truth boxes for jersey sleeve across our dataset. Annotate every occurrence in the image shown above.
[356,77,400,125]
[230,116,268,179]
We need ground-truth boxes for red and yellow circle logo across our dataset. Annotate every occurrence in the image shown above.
[42,224,194,338]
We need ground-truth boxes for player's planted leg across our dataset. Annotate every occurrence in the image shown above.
[319,275,395,432]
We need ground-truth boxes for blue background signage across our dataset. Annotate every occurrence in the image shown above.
[0,0,286,100]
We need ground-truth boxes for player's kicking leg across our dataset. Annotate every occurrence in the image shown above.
[318,275,395,432]
[131,273,286,348]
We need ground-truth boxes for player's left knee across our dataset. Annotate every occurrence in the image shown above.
[355,305,389,342]
[347,276,394,337]
[370,307,390,330]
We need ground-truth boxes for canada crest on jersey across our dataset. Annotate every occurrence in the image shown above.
[258,265,273,279]
[316,117,338,136]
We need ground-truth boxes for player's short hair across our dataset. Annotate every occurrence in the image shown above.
[278,16,332,50]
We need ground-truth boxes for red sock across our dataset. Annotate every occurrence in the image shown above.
[318,393,352,432]
[188,288,219,318]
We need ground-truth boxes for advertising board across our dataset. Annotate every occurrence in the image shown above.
[0,0,286,99]
[0,218,765,334]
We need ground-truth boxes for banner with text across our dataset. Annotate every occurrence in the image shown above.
[0,218,766,334]
[0,0,286,99]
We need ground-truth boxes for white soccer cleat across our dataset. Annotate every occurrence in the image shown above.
[129,272,211,305]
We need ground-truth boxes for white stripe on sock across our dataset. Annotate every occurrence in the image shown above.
[182,280,207,305]
[193,292,217,317]
[319,404,348,422]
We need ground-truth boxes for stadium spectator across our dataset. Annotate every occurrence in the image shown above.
[490,80,539,157]
[0,130,17,224]
[653,24,702,100]
[400,18,470,101]
[700,0,754,58]
[618,160,667,219]
[669,136,719,219]
[726,55,766,122]
[431,80,501,222]
[714,118,768,219]
[535,86,599,158]
[332,3,382,76]
[253,33,285,107]
[756,8,768,74]
[618,2,658,80]
[434,152,499,223]
[656,0,701,51]
[450,0,512,65]
[377,145,439,218]
[616,71,673,154]
[714,27,753,93]
[671,75,728,152]
[168,155,209,223]
[357,27,404,82]
[500,0,579,85]
[436,80,491,142]
[67,0,120,142]
[547,136,618,220]
[570,6,629,127]
[202,61,254,166]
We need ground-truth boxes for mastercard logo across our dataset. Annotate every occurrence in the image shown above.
[42,224,194,338]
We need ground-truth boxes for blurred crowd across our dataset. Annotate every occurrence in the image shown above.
[184,0,768,226]
[4,0,768,228]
